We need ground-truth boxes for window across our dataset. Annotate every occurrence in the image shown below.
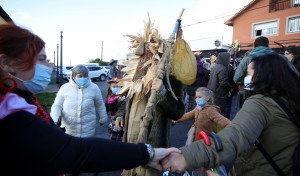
[291,0,300,7]
[94,67,100,71]
[253,21,278,37]
[87,67,94,71]
[287,16,300,33]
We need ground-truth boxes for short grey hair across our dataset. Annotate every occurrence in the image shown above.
[196,87,214,105]
[72,65,89,78]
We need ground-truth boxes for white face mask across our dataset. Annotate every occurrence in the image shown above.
[244,76,253,89]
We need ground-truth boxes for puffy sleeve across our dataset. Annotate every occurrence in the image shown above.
[207,107,231,128]
[50,85,65,123]
[176,108,196,123]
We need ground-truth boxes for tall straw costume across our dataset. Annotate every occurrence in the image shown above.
[117,10,196,176]
[117,17,181,176]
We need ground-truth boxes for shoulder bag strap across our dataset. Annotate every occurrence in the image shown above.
[255,97,300,176]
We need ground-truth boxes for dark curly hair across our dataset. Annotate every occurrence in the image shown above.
[251,53,300,118]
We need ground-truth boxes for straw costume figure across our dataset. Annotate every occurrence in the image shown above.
[116,17,185,176]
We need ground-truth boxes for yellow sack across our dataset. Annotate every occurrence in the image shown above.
[172,32,197,85]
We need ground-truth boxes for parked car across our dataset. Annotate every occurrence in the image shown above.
[54,66,73,73]
[63,65,107,81]
[100,65,111,74]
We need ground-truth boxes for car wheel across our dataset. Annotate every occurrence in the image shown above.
[99,74,106,81]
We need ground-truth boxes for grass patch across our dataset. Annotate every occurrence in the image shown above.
[35,92,57,112]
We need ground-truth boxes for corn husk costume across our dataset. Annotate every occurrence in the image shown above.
[118,11,195,176]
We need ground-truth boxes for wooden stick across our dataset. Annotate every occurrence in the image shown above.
[178,8,185,20]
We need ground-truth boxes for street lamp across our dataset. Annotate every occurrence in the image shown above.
[56,43,59,83]
[59,31,63,87]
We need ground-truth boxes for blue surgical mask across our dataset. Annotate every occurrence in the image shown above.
[207,67,210,71]
[9,64,52,94]
[112,87,121,94]
[196,98,206,107]
[76,78,88,87]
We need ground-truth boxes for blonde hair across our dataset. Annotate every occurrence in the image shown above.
[196,87,214,105]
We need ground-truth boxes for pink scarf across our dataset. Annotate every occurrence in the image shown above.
[0,92,37,120]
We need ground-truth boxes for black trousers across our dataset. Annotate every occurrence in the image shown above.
[214,97,227,117]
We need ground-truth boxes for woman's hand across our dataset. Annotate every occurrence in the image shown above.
[161,150,187,173]
[147,147,182,171]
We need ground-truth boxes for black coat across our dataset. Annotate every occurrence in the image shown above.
[186,64,205,96]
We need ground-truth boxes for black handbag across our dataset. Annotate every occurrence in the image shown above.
[56,116,66,132]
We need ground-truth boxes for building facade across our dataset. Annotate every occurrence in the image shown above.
[225,0,300,52]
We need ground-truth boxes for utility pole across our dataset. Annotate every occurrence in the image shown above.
[59,31,63,87]
[56,43,59,83]
[54,51,55,67]
[101,41,103,61]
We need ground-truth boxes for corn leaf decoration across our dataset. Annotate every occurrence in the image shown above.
[118,15,163,101]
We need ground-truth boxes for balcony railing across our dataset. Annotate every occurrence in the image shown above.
[269,0,300,12]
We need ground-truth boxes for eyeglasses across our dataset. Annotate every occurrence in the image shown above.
[285,52,291,55]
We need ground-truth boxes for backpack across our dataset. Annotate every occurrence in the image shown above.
[256,97,300,176]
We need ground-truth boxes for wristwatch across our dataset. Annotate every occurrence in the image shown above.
[145,144,155,161]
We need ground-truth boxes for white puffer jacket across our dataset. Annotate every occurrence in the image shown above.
[50,78,107,137]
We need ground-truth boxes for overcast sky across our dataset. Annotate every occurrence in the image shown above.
[1,0,252,66]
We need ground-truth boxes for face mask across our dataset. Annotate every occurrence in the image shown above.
[9,64,52,94]
[244,76,252,89]
[196,98,206,107]
[112,87,121,94]
[207,67,210,71]
[76,78,88,87]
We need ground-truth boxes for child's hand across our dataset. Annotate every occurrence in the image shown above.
[115,119,124,130]
[172,120,177,126]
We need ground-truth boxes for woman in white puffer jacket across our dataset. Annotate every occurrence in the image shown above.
[50,65,107,137]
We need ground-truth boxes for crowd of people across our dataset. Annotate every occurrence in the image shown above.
[0,23,300,176]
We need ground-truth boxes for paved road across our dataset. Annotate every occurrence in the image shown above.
[93,80,194,176]
[45,75,240,176]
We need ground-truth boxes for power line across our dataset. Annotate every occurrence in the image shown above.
[183,0,290,28]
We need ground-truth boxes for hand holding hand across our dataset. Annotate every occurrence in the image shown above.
[147,147,181,171]
[115,119,124,130]
[151,78,164,93]
[161,150,187,173]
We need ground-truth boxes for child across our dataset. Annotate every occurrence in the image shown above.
[105,77,125,141]
[173,87,231,144]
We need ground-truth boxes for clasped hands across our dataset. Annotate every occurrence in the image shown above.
[147,147,187,173]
